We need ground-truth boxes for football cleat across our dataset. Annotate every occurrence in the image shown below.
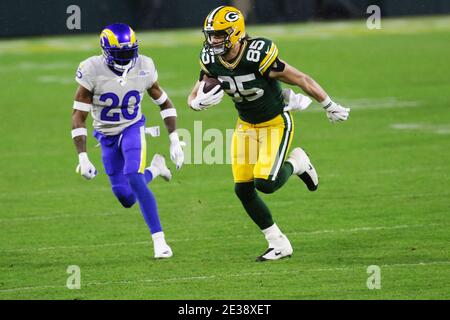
[154,244,173,259]
[152,232,173,259]
[286,147,319,191]
[256,234,293,262]
[147,154,172,182]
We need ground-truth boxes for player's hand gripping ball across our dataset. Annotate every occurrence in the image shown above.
[190,77,224,111]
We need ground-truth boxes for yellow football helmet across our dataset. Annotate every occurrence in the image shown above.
[203,6,246,55]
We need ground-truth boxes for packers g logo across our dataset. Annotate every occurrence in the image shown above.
[225,12,239,22]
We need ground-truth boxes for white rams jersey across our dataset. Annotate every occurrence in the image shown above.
[75,54,158,135]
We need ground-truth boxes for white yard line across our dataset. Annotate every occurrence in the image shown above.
[1,260,448,294]
[0,223,444,254]
[36,75,74,85]
[305,97,422,112]
[0,211,125,223]
[391,123,450,135]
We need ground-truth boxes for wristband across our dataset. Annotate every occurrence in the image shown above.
[152,91,168,105]
[71,127,87,138]
[160,108,177,119]
[320,96,332,109]
[73,101,92,112]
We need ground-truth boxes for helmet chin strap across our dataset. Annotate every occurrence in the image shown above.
[115,61,132,86]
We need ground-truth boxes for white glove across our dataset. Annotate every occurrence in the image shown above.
[282,88,312,112]
[169,132,184,170]
[322,97,350,123]
[190,82,224,111]
[76,152,97,180]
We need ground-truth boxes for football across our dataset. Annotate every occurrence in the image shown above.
[202,77,222,93]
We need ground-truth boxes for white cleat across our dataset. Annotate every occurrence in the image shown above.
[154,244,173,259]
[256,233,293,262]
[152,231,173,259]
[286,147,319,191]
[147,154,172,182]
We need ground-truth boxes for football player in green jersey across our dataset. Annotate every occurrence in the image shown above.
[188,6,350,261]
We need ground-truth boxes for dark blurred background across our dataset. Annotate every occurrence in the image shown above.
[1,0,450,37]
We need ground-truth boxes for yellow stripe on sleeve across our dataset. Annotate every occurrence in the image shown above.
[259,46,279,75]
[258,43,276,70]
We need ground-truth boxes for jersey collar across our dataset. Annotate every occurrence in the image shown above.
[218,40,248,70]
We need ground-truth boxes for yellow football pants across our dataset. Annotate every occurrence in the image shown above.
[231,112,294,183]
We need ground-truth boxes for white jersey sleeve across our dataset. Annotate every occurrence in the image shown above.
[75,58,95,92]
[140,56,158,89]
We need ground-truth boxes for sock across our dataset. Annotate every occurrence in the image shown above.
[286,157,299,174]
[262,223,286,248]
[262,223,283,238]
[126,172,162,234]
[235,182,274,230]
[144,168,154,184]
[283,161,294,176]
[144,164,161,184]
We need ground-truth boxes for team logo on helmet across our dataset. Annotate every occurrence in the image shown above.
[225,12,239,22]
[203,6,245,56]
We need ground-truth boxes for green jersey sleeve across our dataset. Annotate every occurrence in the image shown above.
[246,38,279,76]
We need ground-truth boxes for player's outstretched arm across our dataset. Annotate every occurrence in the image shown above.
[72,85,97,179]
[147,82,184,169]
[269,60,350,123]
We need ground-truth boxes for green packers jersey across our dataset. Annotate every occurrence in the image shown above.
[199,37,284,124]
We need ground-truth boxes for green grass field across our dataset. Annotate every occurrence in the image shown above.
[0,16,449,299]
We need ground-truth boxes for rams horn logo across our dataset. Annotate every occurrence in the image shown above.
[225,12,239,22]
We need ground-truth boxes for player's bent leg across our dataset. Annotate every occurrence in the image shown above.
[254,162,293,194]
[109,174,136,208]
[234,182,274,230]
[286,147,319,191]
[254,154,295,194]
[120,125,172,258]
[97,134,136,208]
[253,112,295,194]
[126,172,162,233]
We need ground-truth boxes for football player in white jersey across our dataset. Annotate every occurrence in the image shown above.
[71,23,184,259]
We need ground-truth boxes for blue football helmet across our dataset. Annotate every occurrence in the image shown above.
[100,23,138,72]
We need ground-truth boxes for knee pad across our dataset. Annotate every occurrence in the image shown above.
[254,179,276,194]
[111,185,136,208]
[235,182,257,202]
